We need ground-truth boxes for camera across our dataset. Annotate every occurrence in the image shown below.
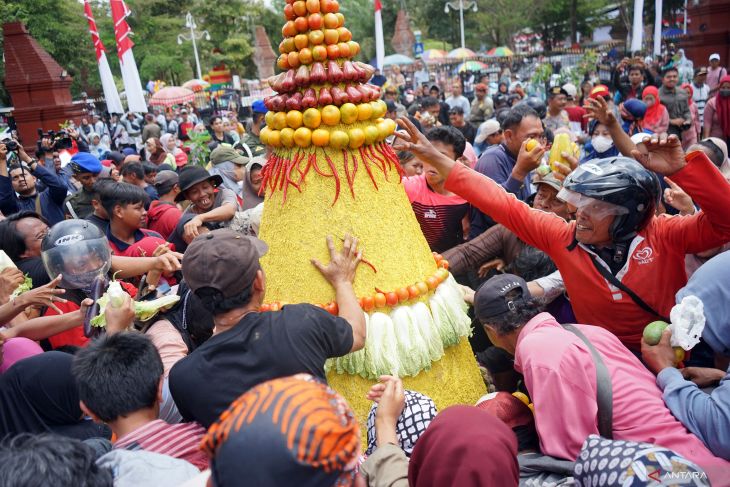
[37,129,73,151]
[1,138,18,152]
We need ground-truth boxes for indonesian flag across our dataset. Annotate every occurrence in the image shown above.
[374,0,385,71]
[653,0,663,56]
[630,0,644,53]
[84,1,124,115]
[110,0,147,113]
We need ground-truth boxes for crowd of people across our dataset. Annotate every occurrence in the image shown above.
[0,45,729,487]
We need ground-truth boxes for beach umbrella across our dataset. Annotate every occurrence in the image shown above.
[382,54,414,66]
[149,86,195,107]
[447,48,476,59]
[455,60,488,73]
[182,79,211,92]
[486,46,514,57]
[420,49,447,63]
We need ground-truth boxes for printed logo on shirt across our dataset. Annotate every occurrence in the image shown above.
[632,246,654,265]
[423,209,438,219]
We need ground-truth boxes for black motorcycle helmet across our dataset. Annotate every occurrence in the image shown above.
[561,157,660,242]
[520,96,547,119]
[41,220,111,289]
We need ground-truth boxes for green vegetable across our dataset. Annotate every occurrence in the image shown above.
[11,275,33,299]
[643,320,670,346]
[90,293,180,328]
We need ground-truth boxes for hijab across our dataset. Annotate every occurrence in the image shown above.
[0,351,109,440]
[241,159,265,211]
[147,138,167,165]
[159,133,175,154]
[713,74,730,138]
[408,405,519,487]
[642,86,664,127]
[676,250,730,357]
[366,389,437,456]
[209,161,242,198]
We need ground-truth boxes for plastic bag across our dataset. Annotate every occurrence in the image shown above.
[669,295,705,351]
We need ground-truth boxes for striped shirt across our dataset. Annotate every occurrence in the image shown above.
[404,175,469,253]
[114,419,208,470]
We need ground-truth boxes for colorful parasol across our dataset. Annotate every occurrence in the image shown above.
[149,86,195,107]
[420,49,447,64]
[382,53,415,66]
[182,79,211,92]
[447,48,476,59]
[486,46,514,57]
[455,60,488,73]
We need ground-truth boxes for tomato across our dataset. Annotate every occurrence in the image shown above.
[439,259,449,270]
[374,292,387,308]
[435,268,449,282]
[395,287,410,302]
[426,276,439,290]
[408,285,420,299]
[325,301,339,315]
[362,296,375,311]
[385,292,399,306]
[416,281,429,295]
[432,252,443,262]
[259,303,271,312]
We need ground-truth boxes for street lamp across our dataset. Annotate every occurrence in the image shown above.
[444,0,478,50]
[177,12,210,80]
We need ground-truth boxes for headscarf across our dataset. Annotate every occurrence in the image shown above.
[0,351,109,440]
[241,158,265,211]
[573,435,705,486]
[366,390,437,456]
[202,374,360,487]
[159,133,175,154]
[713,74,730,138]
[676,251,730,357]
[147,138,168,165]
[209,161,242,198]
[642,86,664,127]
[407,405,519,487]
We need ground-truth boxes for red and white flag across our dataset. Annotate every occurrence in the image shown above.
[374,0,385,71]
[84,0,124,115]
[110,0,147,113]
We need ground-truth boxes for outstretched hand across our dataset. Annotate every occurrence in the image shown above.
[311,234,362,287]
[393,117,456,178]
[16,274,67,314]
[630,133,686,176]
[584,97,618,128]
[663,177,695,215]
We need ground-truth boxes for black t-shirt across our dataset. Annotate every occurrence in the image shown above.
[168,303,354,427]
[17,257,51,287]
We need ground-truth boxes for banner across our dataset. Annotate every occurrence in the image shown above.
[110,0,147,113]
[83,1,124,115]
[374,0,385,71]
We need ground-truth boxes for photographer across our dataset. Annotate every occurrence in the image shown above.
[0,141,67,225]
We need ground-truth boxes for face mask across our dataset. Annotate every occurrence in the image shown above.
[720,89,730,98]
[592,135,614,154]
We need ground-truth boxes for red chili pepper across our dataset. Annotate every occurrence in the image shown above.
[360,149,379,190]
[343,149,355,199]
[323,152,341,206]
[299,152,314,185]
[312,151,333,177]
[361,257,377,273]
[270,155,283,192]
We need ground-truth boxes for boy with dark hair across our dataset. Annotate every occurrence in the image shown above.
[100,182,169,257]
[85,179,114,232]
[147,171,182,240]
[121,162,158,202]
[142,163,158,186]
[403,126,469,253]
[72,333,207,470]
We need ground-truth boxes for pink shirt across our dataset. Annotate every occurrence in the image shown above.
[514,313,729,484]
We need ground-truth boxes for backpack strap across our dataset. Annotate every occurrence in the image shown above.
[562,324,614,439]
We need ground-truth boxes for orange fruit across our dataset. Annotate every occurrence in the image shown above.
[293,127,312,148]
[348,128,365,148]
[416,281,429,295]
[321,105,341,126]
[311,128,330,147]
[395,287,410,301]
[272,112,287,130]
[264,111,276,127]
[323,12,339,28]
[280,127,295,148]
[371,99,387,118]
[357,103,373,121]
[286,110,303,129]
[329,130,349,149]
[525,138,538,152]
[376,119,395,141]
[363,125,379,145]
[259,126,270,145]
[339,103,358,124]
[267,129,281,148]
[294,34,309,50]
[303,108,321,129]
[374,293,386,308]
[362,296,375,311]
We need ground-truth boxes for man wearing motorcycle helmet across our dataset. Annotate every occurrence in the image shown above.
[395,117,730,352]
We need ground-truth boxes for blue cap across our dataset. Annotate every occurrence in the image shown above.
[69,152,102,175]
[252,99,268,114]
[624,98,647,119]
[122,147,137,156]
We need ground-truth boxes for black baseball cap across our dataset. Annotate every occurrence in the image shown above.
[182,229,268,301]
[474,274,531,323]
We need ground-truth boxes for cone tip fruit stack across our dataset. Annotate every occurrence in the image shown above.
[261,0,395,152]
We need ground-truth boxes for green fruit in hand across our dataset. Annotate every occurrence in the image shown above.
[536,165,550,176]
[643,320,669,346]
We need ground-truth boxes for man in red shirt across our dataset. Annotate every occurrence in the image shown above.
[147,171,182,240]
[403,126,469,253]
[395,117,730,352]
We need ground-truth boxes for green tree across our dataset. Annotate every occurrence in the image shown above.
[529,0,610,49]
